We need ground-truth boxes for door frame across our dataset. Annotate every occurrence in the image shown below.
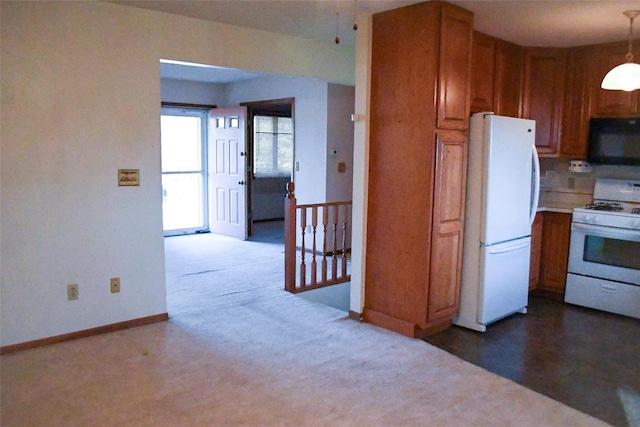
[240,98,294,237]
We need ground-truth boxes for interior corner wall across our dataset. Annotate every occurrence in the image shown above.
[0,1,354,347]
[224,75,330,205]
[349,11,372,314]
[326,84,355,203]
[161,78,226,105]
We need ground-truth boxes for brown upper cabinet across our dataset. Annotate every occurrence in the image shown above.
[522,48,567,155]
[471,32,496,113]
[590,40,640,118]
[494,40,524,117]
[561,47,592,158]
[471,32,522,117]
[471,31,640,159]
[438,5,474,130]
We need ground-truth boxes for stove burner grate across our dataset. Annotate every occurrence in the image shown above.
[585,202,624,211]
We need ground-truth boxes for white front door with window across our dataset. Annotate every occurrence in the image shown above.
[160,107,209,236]
[209,106,248,240]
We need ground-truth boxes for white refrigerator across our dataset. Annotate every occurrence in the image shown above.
[452,112,540,332]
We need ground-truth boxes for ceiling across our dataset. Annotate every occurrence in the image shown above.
[111,1,640,83]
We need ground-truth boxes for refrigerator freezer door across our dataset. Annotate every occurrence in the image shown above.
[482,115,536,245]
[478,237,531,325]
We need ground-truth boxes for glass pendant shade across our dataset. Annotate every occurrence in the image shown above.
[602,10,640,91]
[601,62,640,91]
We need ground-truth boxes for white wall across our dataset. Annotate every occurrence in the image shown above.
[161,78,226,105]
[326,84,356,203]
[350,12,373,314]
[0,1,355,347]
[224,75,330,205]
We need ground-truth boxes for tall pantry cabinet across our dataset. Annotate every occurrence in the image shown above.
[363,1,473,338]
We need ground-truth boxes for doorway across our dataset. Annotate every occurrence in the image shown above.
[160,99,294,240]
[242,98,294,237]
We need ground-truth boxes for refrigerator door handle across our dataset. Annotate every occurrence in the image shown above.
[529,145,540,226]
[487,240,531,255]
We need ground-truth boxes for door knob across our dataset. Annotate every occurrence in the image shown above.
[238,181,245,185]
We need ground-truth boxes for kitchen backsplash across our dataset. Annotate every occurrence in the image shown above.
[539,158,640,206]
[540,158,640,194]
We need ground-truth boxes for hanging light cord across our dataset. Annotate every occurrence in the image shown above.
[335,0,358,44]
[335,1,340,44]
[353,0,358,31]
[624,10,640,62]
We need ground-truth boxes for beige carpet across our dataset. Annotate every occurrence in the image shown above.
[1,231,609,426]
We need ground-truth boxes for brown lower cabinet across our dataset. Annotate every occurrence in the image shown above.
[529,213,543,290]
[531,211,572,296]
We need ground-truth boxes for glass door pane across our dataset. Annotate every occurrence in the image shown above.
[162,173,204,231]
[161,107,209,235]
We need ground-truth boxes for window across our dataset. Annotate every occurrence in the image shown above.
[160,107,209,235]
[253,116,292,177]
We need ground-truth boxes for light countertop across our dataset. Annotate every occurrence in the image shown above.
[537,190,592,214]
[536,203,577,214]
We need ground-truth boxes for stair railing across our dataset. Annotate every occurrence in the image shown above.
[284,182,351,293]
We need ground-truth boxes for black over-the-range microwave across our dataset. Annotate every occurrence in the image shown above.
[587,117,640,165]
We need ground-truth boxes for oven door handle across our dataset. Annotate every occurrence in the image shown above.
[571,223,640,241]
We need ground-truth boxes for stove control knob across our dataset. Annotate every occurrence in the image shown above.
[585,215,599,224]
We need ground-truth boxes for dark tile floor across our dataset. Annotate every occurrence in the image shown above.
[424,295,640,427]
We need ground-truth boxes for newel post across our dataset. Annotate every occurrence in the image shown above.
[284,182,297,292]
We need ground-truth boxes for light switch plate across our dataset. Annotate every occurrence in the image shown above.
[67,284,79,300]
[110,277,121,293]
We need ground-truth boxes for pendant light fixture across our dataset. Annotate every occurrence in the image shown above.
[334,0,358,44]
[601,10,640,92]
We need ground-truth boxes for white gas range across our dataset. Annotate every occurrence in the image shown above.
[565,178,640,319]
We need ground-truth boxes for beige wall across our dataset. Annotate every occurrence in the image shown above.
[326,83,356,203]
[0,1,355,347]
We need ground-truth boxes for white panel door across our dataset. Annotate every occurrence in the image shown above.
[209,107,247,240]
[482,115,536,245]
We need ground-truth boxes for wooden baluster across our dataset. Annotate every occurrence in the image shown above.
[311,206,318,285]
[341,204,349,278]
[284,182,296,292]
[322,206,328,283]
[320,206,329,283]
[300,206,307,289]
[332,204,339,280]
